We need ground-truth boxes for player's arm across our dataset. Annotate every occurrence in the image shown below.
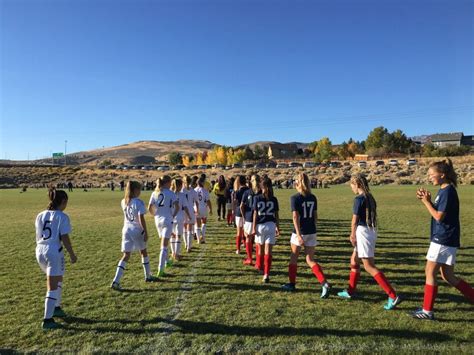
[172,200,179,218]
[184,205,192,220]
[275,211,280,236]
[420,191,446,222]
[350,215,358,246]
[139,214,148,242]
[61,234,77,263]
[252,210,257,235]
[292,210,304,243]
[148,201,155,215]
[239,201,245,219]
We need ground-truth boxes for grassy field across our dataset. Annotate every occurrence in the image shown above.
[0,185,473,353]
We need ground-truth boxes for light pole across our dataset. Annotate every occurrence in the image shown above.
[65,140,68,165]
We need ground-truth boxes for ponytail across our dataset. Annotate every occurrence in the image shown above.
[155,175,172,192]
[124,181,141,205]
[296,172,311,196]
[171,178,183,193]
[47,187,68,210]
[262,177,274,200]
[430,158,458,187]
[350,174,377,228]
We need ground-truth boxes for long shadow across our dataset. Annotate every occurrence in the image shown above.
[63,316,454,342]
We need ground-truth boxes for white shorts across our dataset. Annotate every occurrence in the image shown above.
[185,212,196,225]
[426,242,457,265]
[355,225,377,258]
[256,222,276,245]
[122,226,146,252]
[291,233,318,247]
[244,221,253,236]
[196,208,208,219]
[173,220,185,236]
[155,216,173,239]
[235,216,244,228]
[36,245,65,276]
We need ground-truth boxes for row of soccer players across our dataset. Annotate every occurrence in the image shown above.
[35,159,473,329]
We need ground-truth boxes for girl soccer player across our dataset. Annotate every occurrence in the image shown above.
[241,174,260,266]
[213,175,227,222]
[281,173,331,298]
[183,176,199,252]
[170,178,192,261]
[226,177,235,227]
[337,174,401,310]
[111,181,157,291]
[233,175,248,254]
[35,188,77,329]
[411,159,474,320]
[149,176,179,276]
[252,177,279,283]
[195,176,212,243]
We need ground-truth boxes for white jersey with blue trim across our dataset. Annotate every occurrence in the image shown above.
[149,188,177,220]
[121,198,147,229]
[194,186,209,211]
[35,210,72,249]
[182,187,198,212]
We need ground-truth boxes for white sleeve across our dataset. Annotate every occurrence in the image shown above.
[137,200,147,215]
[60,214,72,236]
[149,192,156,206]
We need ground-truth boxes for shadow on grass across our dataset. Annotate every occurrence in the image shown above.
[62,315,454,342]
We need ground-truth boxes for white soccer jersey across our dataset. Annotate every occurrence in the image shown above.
[121,198,146,228]
[183,187,198,213]
[35,210,72,249]
[174,191,187,222]
[195,186,209,211]
[149,188,177,220]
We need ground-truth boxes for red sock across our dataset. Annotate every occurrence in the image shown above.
[289,263,297,284]
[255,245,261,269]
[455,279,474,303]
[259,247,264,271]
[423,284,438,312]
[246,239,253,260]
[311,263,327,284]
[348,264,360,295]
[374,272,396,299]
[264,254,272,275]
[235,234,241,251]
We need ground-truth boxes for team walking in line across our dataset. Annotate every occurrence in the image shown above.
[35,160,473,329]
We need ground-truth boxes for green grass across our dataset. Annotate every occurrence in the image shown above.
[0,186,473,353]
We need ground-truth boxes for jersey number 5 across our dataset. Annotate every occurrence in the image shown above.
[42,220,52,240]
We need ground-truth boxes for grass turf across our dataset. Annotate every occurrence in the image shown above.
[0,185,473,352]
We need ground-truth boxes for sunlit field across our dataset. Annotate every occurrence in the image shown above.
[0,186,473,352]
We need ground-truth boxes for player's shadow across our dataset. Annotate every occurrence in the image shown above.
[63,316,454,342]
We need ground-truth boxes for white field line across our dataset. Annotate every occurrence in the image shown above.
[161,242,207,334]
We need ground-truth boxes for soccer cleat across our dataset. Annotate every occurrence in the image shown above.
[158,270,166,277]
[321,283,331,299]
[337,290,352,299]
[110,282,121,291]
[145,275,159,282]
[263,275,270,283]
[166,260,173,267]
[42,318,62,330]
[281,283,296,292]
[243,258,253,266]
[53,306,67,317]
[384,295,402,310]
[410,308,435,320]
[235,250,240,255]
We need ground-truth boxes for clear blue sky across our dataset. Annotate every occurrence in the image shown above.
[1,0,473,160]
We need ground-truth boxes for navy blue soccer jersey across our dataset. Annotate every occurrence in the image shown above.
[253,194,279,224]
[234,186,249,217]
[431,184,460,247]
[290,193,317,235]
[241,189,256,222]
[352,194,376,227]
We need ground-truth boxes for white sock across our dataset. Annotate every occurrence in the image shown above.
[187,230,192,250]
[196,228,202,242]
[56,282,62,307]
[170,236,176,255]
[142,256,150,278]
[202,224,207,237]
[159,247,168,272]
[176,237,182,255]
[194,224,199,234]
[113,260,126,284]
[182,232,188,250]
[44,290,59,319]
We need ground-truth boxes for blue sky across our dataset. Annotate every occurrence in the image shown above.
[1,0,473,160]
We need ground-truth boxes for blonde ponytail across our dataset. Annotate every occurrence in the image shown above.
[296,172,311,196]
[124,181,141,205]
